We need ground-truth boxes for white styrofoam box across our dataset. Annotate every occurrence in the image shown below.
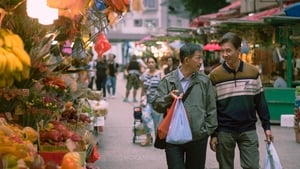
[280,115,295,127]
[94,116,105,126]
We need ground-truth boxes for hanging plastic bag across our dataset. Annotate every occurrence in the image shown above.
[95,0,107,11]
[72,36,87,59]
[264,142,283,169]
[86,144,100,163]
[166,99,192,144]
[94,33,111,57]
[62,40,72,55]
[157,98,178,139]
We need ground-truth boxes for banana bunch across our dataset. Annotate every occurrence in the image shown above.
[0,28,31,88]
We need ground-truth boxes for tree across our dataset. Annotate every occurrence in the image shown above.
[165,0,229,19]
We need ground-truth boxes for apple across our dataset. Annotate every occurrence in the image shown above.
[71,133,82,142]
[47,129,62,142]
[62,130,75,139]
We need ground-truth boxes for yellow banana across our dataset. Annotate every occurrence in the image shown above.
[0,47,7,75]
[0,73,14,88]
[0,29,13,48]
[11,47,31,66]
[7,31,24,49]
[0,78,6,88]
[2,49,20,73]
[4,76,14,87]
[12,71,22,82]
[21,66,30,79]
[8,51,23,72]
[0,36,4,47]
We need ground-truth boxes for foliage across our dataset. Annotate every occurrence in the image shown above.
[184,0,228,16]
[168,0,228,18]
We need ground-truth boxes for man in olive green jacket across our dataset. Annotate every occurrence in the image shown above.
[152,43,217,169]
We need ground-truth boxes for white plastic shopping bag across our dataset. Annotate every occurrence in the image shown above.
[166,99,192,144]
[264,142,283,169]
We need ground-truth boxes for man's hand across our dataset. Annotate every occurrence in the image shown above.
[209,137,218,152]
[170,90,183,99]
[265,130,273,143]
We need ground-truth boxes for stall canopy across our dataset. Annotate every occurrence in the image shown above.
[203,43,221,51]
[240,7,282,21]
[285,2,300,17]
[190,0,241,27]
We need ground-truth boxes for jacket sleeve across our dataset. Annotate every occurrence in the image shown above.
[152,78,173,114]
[205,80,218,136]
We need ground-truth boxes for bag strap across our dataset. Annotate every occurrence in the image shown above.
[182,84,194,102]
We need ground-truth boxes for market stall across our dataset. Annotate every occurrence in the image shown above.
[0,0,124,168]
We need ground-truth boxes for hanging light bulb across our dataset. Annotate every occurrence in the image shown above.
[27,0,59,25]
[38,6,58,25]
[27,0,45,18]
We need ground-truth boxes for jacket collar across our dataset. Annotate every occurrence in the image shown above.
[167,68,200,92]
[222,60,244,73]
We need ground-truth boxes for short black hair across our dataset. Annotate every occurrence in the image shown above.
[179,43,202,63]
[219,32,242,50]
[271,71,280,77]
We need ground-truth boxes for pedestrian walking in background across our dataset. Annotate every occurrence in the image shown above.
[106,53,119,98]
[88,59,97,90]
[152,43,218,169]
[95,55,108,99]
[139,56,163,146]
[123,54,142,102]
[208,32,273,169]
[163,56,178,77]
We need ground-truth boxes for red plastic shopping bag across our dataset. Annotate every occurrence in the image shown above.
[157,98,178,139]
[94,33,111,57]
[87,145,100,163]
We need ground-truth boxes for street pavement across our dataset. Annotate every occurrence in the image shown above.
[94,74,300,169]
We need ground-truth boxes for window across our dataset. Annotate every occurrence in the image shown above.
[177,19,182,27]
[143,0,157,10]
[144,19,158,28]
[134,19,143,27]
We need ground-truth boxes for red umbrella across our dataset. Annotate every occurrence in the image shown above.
[203,43,221,51]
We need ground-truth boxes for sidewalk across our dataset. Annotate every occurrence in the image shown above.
[95,74,300,169]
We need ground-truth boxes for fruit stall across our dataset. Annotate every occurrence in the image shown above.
[0,0,127,168]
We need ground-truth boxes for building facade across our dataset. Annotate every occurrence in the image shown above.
[99,0,190,66]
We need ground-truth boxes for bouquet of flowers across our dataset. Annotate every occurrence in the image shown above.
[23,79,66,128]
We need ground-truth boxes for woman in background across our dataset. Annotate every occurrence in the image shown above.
[95,55,108,99]
[163,56,177,76]
[139,56,163,146]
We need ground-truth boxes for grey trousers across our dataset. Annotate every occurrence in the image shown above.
[216,130,260,169]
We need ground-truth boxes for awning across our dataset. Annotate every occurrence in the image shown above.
[203,43,221,51]
[285,2,300,17]
[219,0,241,12]
[190,0,241,27]
[106,33,149,42]
[240,7,282,21]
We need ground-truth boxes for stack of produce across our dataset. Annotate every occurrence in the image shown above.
[0,28,31,88]
[0,118,38,169]
[60,101,93,135]
[39,121,83,150]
